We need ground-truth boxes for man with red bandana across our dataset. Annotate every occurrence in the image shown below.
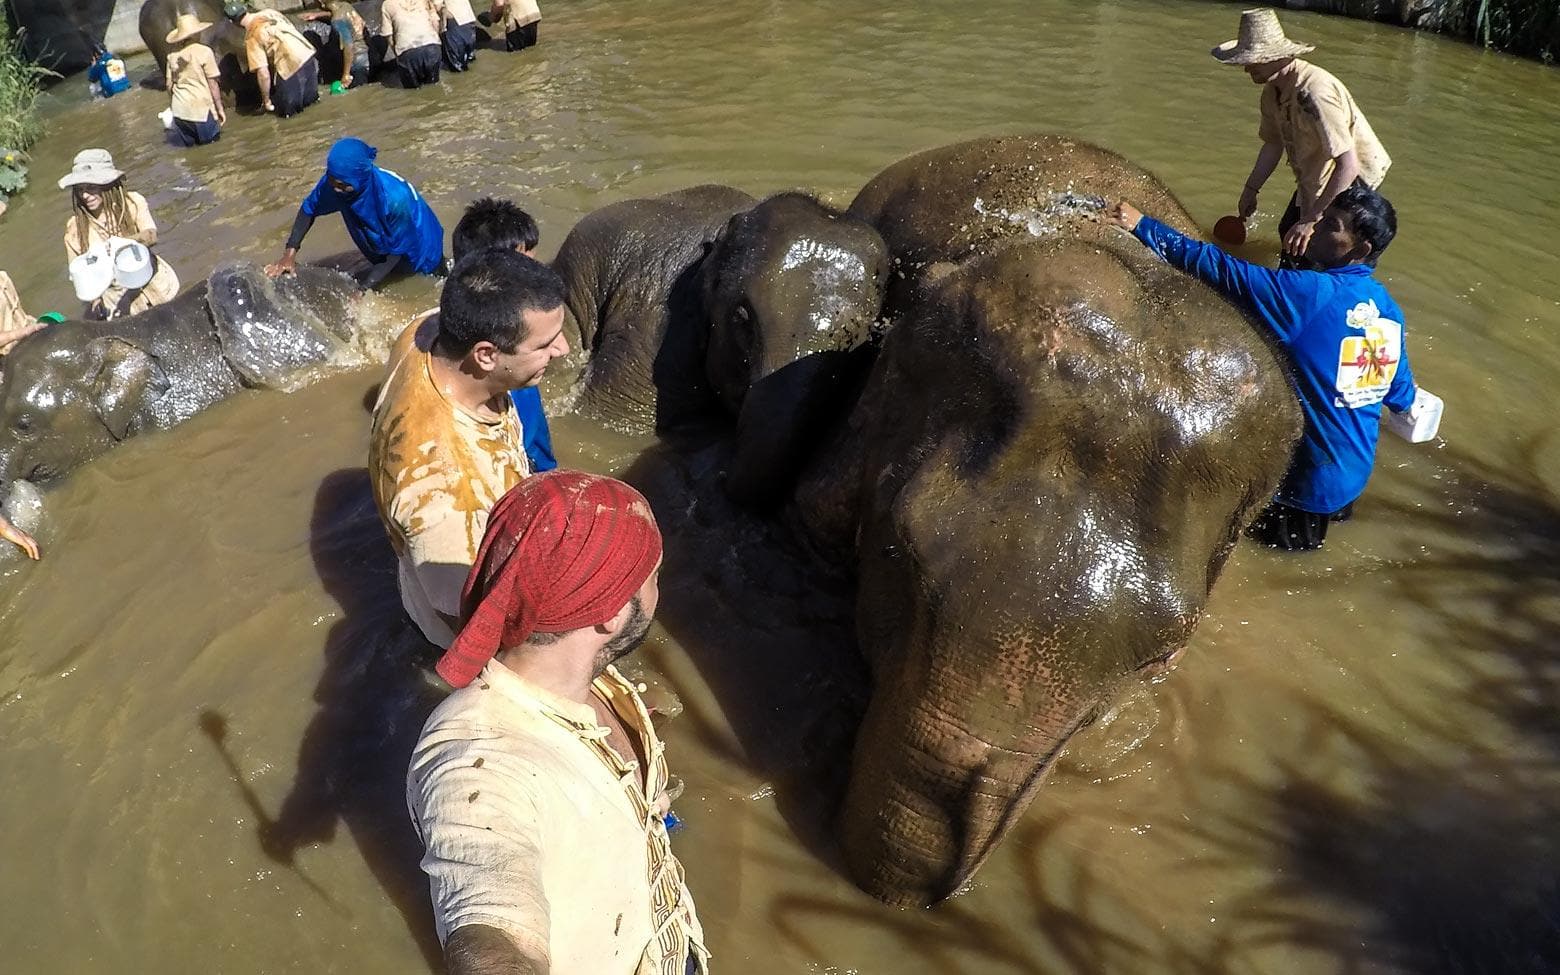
[407,471,708,975]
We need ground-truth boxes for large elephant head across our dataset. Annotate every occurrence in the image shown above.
[699,193,889,506]
[789,134,1304,906]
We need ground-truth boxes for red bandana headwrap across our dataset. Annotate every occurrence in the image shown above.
[436,470,664,689]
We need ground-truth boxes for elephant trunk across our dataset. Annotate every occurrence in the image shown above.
[838,648,1087,907]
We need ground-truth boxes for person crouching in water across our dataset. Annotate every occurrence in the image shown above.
[380,0,444,88]
[266,138,444,288]
[59,149,181,319]
[226,1,320,117]
[164,14,227,147]
[1106,185,1418,552]
[438,0,479,71]
[489,0,540,52]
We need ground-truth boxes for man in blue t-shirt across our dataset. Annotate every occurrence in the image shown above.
[87,45,132,98]
[1106,185,1416,551]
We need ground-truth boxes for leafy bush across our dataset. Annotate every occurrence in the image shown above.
[0,14,50,203]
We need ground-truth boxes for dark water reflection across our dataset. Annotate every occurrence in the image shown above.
[1,1,1559,972]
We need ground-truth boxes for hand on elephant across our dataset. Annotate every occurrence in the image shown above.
[265,253,298,278]
[1104,200,1143,232]
[0,515,40,560]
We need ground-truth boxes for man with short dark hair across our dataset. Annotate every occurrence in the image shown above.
[369,248,570,646]
[452,198,556,471]
[1107,184,1418,551]
[408,470,708,975]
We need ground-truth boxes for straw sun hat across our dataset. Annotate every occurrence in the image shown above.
[165,13,213,45]
[57,148,124,190]
[1212,8,1316,65]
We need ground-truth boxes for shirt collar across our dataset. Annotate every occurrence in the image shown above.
[476,659,638,730]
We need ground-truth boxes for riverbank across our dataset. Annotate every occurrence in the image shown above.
[1261,0,1559,62]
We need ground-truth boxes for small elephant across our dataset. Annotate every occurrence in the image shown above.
[0,263,362,521]
[792,135,1304,906]
[554,187,889,502]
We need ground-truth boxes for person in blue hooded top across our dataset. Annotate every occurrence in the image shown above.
[265,138,445,288]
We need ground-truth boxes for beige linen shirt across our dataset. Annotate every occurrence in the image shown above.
[62,192,181,316]
[408,661,708,975]
[1259,59,1391,215]
[166,42,221,122]
[381,0,442,57]
[440,0,477,27]
[369,316,530,648]
[0,271,32,354]
[244,9,316,80]
[495,0,541,31]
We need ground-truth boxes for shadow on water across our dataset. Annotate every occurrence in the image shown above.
[232,467,446,970]
[619,432,870,869]
[1152,439,1560,974]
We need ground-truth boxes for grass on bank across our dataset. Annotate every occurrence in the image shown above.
[1,14,52,198]
[1468,0,1560,62]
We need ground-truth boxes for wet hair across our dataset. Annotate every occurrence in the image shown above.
[71,181,135,254]
[437,248,566,356]
[1330,185,1396,266]
[452,198,540,262]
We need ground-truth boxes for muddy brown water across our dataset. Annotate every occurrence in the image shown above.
[3,1,1560,972]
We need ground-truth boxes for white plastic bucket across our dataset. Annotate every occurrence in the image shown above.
[1384,387,1444,444]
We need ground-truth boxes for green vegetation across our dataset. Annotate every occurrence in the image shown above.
[0,13,52,204]
[1465,0,1560,62]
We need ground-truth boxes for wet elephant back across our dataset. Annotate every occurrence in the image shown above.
[849,134,1200,314]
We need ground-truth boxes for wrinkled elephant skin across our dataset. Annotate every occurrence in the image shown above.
[0,263,361,504]
[793,135,1304,906]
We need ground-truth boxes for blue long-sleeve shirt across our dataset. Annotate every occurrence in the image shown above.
[1133,216,1415,514]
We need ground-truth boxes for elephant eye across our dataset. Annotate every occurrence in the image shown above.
[732,303,751,325]
[12,414,33,437]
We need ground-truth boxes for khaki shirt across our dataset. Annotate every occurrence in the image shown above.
[439,0,476,27]
[380,0,442,57]
[495,0,541,31]
[166,42,221,122]
[244,9,316,81]
[62,191,182,316]
[369,316,530,648]
[1259,59,1391,215]
[408,661,708,975]
[0,271,32,354]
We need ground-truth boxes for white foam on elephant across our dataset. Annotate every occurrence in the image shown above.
[972,187,1107,239]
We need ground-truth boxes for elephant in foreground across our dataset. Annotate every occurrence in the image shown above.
[554,186,889,503]
[0,263,364,530]
[791,135,1304,905]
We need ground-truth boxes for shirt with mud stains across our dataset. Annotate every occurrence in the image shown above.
[244,8,316,81]
[370,316,530,648]
[1259,59,1391,215]
[165,42,221,123]
[407,660,708,975]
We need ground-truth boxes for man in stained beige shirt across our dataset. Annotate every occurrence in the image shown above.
[369,248,570,647]
[408,470,708,975]
[227,3,319,117]
[1215,8,1391,264]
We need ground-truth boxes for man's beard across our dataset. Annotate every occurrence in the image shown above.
[592,596,651,678]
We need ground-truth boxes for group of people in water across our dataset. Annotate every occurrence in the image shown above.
[152,0,544,145]
[0,8,1436,973]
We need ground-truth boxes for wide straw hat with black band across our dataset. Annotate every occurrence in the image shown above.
[166,13,213,45]
[57,148,124,190]
[1212,8,1316,65]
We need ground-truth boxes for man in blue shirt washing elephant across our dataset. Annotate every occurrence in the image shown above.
[1106,185,1417,551]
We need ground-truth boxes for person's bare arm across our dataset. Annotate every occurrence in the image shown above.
[1239,142,1283,219]
[339,34,356,85]
[0,514,40,560]
[256,63,274,111]
[207,75,226,124]
[445,925,546,975]
[1283,148,1360,256]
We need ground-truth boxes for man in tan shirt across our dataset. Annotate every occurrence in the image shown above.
[1215,8,1391,265]
[226,2,319,117]
[408,470,708,975]
[490,0,541,51]
[369,248,570,647]
[380,0,444,87]
[164,14,226,147]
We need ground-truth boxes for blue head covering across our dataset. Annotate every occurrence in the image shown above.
[301,138,445,273]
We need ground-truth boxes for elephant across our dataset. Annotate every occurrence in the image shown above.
[788,135,1304,906]
[0,262,364,532]
[553,186,890,504]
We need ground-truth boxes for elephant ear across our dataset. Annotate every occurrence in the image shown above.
[208,262,355,391]
[85,336,170,440]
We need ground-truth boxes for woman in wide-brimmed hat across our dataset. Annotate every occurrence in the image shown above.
[58,149,181,319]
[1214,8,1392,266]
[164,13,227,147]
